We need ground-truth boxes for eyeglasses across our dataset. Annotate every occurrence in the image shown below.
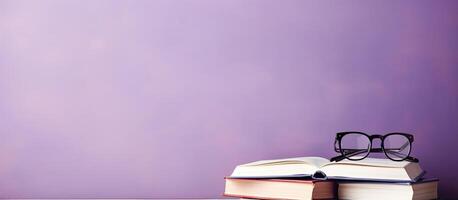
[330,132,419,162]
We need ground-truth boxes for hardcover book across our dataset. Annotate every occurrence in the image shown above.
[224,177,335,200]
[338,178,438,200]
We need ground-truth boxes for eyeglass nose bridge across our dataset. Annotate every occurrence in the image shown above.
[368,135,384,152]
[369,134,384,141]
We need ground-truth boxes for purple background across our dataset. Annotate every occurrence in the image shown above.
[1,0,458,198]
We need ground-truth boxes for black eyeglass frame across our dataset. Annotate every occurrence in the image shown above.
[330,131,419,163]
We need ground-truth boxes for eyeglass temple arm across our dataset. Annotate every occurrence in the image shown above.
[330,149,367,162]
[331,147,420,162]
[337,147,407,153]
[331,154,419,163]
[344,147,419,161]
[405,156,419,162]
[382,141,410,151]
[334,139,409,152]
[384,149,419,162]
[330,155,345,162]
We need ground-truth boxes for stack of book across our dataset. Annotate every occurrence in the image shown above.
[224,157,438,200]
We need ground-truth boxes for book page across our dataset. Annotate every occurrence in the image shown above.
[321,157,409,168]
[242,157,329,168]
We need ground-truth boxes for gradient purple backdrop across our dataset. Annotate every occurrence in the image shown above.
[1,0,458,198]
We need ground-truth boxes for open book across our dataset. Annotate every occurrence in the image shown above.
[230,157,424,182]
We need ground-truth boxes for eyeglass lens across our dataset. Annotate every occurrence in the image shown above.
[383,134,411,161]
[340,133,370,160]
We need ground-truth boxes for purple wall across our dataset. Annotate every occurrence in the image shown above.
[1,0,458,198]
